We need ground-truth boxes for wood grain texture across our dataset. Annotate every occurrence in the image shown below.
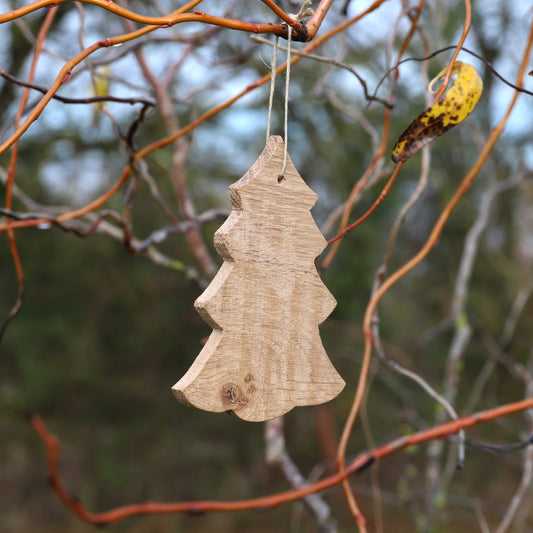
[173,136,344,421]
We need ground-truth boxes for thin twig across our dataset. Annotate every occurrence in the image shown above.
[496,381,533,533]
[373,46,533,102]
[265,417,337,533]
[0,70,156,106]
[425,171,526,508]
[251,35,392,108]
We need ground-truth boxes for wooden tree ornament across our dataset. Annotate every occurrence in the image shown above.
[173,135,344,422]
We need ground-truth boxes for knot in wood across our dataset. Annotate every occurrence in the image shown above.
[221,383,248,410]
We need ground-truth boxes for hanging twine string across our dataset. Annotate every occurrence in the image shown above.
[278,25,292,180]
[265,1,313,180]
[266,35,279,142]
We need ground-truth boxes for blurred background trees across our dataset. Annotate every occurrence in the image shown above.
[1,1,532,531]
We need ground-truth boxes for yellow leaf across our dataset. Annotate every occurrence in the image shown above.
[391,61,483,163]
[91,66,110,127]
[93,65,111,98]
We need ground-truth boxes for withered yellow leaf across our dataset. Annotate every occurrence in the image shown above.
[391,61,483,163]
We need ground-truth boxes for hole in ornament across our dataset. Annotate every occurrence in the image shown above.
[277,174,286,183]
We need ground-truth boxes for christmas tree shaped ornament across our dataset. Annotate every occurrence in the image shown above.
[173,135,344,421]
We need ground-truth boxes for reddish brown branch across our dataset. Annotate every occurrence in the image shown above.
[0,0,310,40]
[30,397,533,525]
[1,5,58,340]
[327,162,403,246]
[335,19,533,530]
[306,0,335,38]
[258,0,310,40]
[432,0,471,103]
[0,0,390,240]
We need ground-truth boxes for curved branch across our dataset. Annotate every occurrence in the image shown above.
[30,397,533,525]
[0,70,156,106]
[336,16,533,493]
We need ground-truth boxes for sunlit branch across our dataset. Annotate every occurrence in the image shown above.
[1,5,58,341]
[336,19,533,503]
[29,397,533,524]
[432,0,471,102]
